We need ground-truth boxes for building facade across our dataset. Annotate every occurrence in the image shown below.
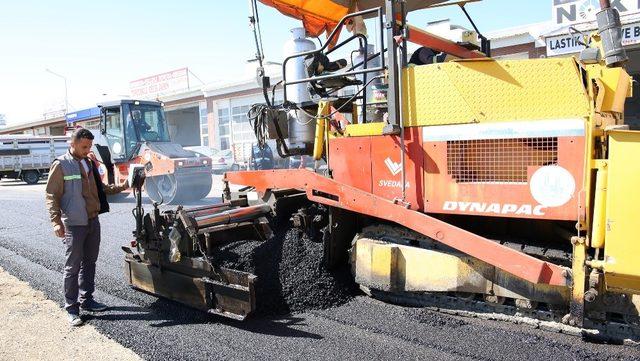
[202,74,282,162]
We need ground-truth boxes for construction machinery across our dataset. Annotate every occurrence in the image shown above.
[0,135,68,184]
[122,0,640,340]
[69,100,213,204]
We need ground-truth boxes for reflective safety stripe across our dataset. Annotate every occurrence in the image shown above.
[63,174,82,181]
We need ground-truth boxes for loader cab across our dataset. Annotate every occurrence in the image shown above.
[99,100,170,160]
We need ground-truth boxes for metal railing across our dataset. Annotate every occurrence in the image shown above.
[281,7,387,124]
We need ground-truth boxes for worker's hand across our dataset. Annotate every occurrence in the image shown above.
[54,224,65,238]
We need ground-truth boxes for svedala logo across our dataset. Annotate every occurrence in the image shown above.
[384,157,402,175]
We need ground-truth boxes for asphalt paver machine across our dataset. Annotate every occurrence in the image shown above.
[123,0,640,340]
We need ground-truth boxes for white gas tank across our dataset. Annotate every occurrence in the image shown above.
[283,27,317,152]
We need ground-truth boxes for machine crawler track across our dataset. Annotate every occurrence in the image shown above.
[365,288,640,345]
[351,224,640,345]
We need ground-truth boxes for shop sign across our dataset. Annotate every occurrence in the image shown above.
[546,21,640,56]
[553,0,639,26]
[129,68,189,99]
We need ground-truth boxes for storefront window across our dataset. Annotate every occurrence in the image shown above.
[199,101,208,146]
[229,103,257,162]
[218,107,230,150]
[213,95,277,161]
[231,105,255,141]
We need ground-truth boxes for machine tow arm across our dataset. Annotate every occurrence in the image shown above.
[226,169,570,287]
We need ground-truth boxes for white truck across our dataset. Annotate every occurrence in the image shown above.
[0,135,69,184]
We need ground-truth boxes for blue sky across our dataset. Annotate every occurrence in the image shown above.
[0,0,551,125]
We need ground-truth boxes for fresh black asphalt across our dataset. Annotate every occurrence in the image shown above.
[1,178,639,360]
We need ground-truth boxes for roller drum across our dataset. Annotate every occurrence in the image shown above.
[145,167,212,204]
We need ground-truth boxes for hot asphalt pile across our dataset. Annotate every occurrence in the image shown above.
[214,224,357,315]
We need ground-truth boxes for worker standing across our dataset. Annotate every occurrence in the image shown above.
[45,128,128,326]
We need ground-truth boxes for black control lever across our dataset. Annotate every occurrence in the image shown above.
[131,165,148,241]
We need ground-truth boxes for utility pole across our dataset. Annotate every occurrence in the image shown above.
[45,68,68,115]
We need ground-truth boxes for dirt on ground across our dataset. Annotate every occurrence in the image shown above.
[0,266,140,361]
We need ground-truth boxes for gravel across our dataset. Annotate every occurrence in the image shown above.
[214,224,356,315]
[416,309,469,328]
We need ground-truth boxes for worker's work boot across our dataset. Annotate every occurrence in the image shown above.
[67,311,83,327]
[80,299,108,312]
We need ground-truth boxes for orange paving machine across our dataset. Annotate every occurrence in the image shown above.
[123,0,640,340]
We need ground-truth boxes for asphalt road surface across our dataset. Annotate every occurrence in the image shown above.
[1,176,639,360]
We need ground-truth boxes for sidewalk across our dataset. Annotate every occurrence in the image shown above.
[0,266,141,361]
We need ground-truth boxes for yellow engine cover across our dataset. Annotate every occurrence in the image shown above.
[402,58,591,127]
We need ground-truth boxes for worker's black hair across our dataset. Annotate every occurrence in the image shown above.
[71,128,95,142]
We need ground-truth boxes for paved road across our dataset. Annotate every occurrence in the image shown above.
[1,177,639,360]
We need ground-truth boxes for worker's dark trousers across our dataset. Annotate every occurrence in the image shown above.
[63,217,101,312]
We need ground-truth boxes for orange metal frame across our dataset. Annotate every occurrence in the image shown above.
[226,169,568,287]
[402,25,486,59]
[327,131,583,222]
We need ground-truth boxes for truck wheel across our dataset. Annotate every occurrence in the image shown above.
[22,170,40,185]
